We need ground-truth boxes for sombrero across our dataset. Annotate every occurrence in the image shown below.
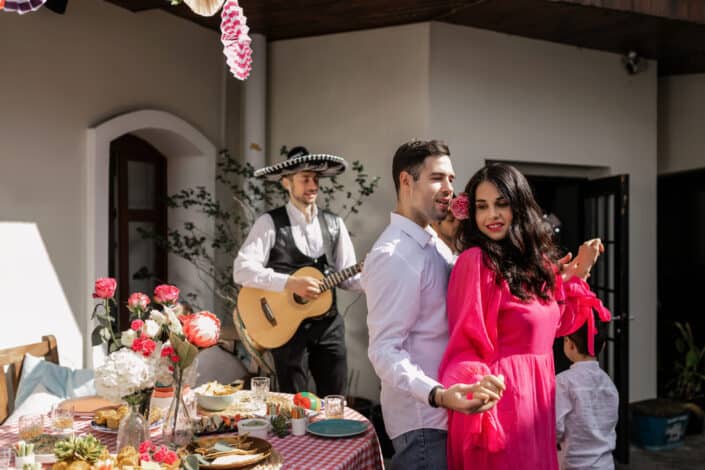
[254,146,347,181]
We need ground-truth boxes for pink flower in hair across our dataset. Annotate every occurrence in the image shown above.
[450,193,470,220]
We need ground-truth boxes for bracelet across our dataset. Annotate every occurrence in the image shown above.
[428,385,443,408]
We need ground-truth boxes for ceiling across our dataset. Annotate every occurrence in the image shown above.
[104,0,705,75]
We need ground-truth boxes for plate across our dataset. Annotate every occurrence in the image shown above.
[306,419,367,438]
[57,396,120,417]
[90,420,162,434]
[192,435,272,469]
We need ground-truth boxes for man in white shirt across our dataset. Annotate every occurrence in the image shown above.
[556,314,618,470]
[233,146,361,395]
[362,140,505,469]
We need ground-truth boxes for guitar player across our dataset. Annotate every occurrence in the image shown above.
[233,146,362,396]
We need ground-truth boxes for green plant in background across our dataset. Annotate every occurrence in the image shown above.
[669,322,705,402]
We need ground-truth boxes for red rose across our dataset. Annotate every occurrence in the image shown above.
[154,284,180,305]
[131,319,144,331]
[152,446,168,463]
[138,441,153,454]
[181,311,221,348]
[139,453,151,463]
[131,336,157,357]
[127,292,150,313]
[163,451,178,465]
[92,278,117,299]
[450,193,470,221]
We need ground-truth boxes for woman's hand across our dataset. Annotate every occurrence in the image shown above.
[561,238,604,281]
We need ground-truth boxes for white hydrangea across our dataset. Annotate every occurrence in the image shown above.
[95,349,158,402]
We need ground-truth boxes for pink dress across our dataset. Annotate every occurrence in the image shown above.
[438,247,610,470]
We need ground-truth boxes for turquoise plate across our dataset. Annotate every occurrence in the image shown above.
[306,419,368,438]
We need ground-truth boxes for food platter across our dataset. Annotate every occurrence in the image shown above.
[191,435,273,469]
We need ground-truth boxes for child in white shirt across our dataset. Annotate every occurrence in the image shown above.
[556,314,619,470]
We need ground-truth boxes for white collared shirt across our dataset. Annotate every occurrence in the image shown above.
[362,213,455,439]
[556,361,619,470]
[232,201,361,291]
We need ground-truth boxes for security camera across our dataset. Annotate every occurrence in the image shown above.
[622,51,646,75]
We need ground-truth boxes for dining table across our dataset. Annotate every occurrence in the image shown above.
[0,393,385,470]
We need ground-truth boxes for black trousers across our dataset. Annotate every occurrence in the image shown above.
[270,312,347,396]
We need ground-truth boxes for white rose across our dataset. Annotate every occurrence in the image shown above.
[163,306,183,335]
[120,329,137,347]
[144,319,161,338]
[149,310,166,325]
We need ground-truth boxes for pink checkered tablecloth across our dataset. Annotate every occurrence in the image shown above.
[0,399,384,470]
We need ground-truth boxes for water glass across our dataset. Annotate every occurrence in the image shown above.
[0,448,12,470]
[51,405,74,434]
[324,395,345,419]
[18,414,44,440]
[250,376,270,406]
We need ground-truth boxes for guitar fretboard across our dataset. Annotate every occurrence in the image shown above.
[320,263,363,293]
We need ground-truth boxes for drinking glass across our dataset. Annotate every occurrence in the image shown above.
[324,395,345,419]
[250,377,270,408]
[0,448,12,470]
[18,414,43,440]
[51,405,74,434]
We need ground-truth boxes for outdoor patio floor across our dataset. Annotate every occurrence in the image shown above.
[616,432,705,469]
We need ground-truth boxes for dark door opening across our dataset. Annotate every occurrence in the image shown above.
[526,174,630,464]
[109,134,168,329]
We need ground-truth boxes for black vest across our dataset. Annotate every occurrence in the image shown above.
[266,206,341,317]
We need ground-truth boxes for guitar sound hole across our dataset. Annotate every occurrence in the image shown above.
[293,294,309,305]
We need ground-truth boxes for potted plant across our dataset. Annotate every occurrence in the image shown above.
[668,322,705,435]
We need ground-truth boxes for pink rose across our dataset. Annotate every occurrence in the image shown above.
[181,311,221,348]
[127,292,150,313]
[449,193,470,220]
[154,284,180,305]
[131,319,144,331]
[163,451,178,465]
[92,278,117,299]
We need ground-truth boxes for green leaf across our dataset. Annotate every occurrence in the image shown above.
[91,326,104,346]
[170,332,199,370]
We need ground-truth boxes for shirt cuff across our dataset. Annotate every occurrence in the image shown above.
[269,273,289,292]
[411,375,443,405]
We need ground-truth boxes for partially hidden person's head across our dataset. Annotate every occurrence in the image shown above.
[459,163,559,300]
[430,204,461,252]
[564,312,608,361]
[392,139,455,227]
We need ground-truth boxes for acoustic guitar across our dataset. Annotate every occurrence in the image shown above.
[236,262,363,349]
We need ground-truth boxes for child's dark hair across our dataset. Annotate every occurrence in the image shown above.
[567,311,608,356]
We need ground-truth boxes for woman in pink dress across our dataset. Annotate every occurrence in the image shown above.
[439,164,611,469]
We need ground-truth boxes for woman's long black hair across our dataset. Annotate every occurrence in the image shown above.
[457,163,560,301]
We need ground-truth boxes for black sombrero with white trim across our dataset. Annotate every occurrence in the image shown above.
[254,146,347,181]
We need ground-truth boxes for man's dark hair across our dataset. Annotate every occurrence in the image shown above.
[392,140,450,195]
[567,312,608,357]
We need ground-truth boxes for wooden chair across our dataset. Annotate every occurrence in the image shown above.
[0,335,59,424]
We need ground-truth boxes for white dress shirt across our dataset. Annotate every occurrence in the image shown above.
[362,213,455,439]
[232,201,361,291]
[556,361,619,470]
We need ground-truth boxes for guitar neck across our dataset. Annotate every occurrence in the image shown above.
[320,263,362,293]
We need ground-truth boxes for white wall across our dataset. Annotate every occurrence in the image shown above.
[429,23,658,402]
[658,74,705,174]
[270,22,658,402]
[269,23,431,400]
[0,1,230,364]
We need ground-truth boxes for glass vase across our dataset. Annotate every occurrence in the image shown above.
[117,403,147,452]
[162,368,194,448]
